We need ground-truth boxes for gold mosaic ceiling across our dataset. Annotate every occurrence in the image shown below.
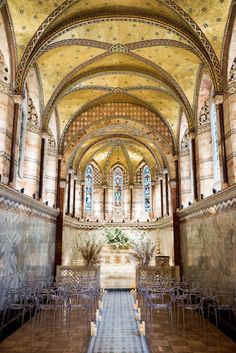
[5,0,233,171]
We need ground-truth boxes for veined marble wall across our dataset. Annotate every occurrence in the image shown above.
[179,186,236,290]
[0,184,58,309]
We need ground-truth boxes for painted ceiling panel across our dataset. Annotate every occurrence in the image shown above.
[174,0,232,58]
[49,0,182,31]
[37,45,105,104]
[57,89,107,133]
[133,46,201,104]
[130,89,180,137]
[74,72,167,90]
[7,0,64,60]
[50,19,189,46]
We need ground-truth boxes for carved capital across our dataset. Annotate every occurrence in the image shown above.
[173,154,178,161]
[163,168,168,175]
[213,93,224,105]
[188,130,197,140]
[41,131,49,139]
[58,153,63,160]
[13,93,23,105]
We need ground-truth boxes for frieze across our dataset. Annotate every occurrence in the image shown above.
[178,184,236,221]
[0,183,59,222]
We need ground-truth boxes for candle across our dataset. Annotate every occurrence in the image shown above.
[142,321,145,335]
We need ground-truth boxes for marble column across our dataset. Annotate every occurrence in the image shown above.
[151,181,155,220]
[54,179,66,275]
[56,154,62,209]
[72,175,77,217]
[130,184,133,221]
[9,94,22,187]
[158,174,164,218]
[213,94,229,188]
[67,169,73,214]
[189,130,198,201]
[163,169,169,215]
[39,132,48,201]
[103,185,106,221]
[81,181,85,219]
[174,155,180,209]
[170,180,181,270]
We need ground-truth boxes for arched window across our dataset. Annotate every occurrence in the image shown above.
[85,164,93,211]
[114,167,123,208]
[143,165,151,212]
[210,103,220,186]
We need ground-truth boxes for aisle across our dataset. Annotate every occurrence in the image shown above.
[90,291,149,353]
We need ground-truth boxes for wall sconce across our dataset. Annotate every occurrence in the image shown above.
[87,218,89,222]
[32,193,36,199]
[122,219,125,223]
[137,219,139,223]
[77,217,80,221]
[20,188,24,193]
[111,219,113,223]
[180,204,184,209]
[188,201,192,206]
[45,201,48,206]
[156,217,159,221]
[96,219,99,222]
[200,194,204,200]
[212,188,217,194]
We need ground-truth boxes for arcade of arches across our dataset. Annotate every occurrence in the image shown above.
[0,0,236,347]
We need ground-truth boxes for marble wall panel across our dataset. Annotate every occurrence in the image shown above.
[180,208,236,290]
[0,187,57,309]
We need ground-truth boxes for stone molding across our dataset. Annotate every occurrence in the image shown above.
[64,215,172,230]
[178,184,236,221]
[0,183,59,221]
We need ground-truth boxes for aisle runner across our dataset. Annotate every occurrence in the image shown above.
[91,291,149,353]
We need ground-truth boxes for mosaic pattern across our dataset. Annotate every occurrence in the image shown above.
[93,291,145,353]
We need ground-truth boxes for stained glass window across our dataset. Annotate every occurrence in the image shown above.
[85,164,93,211]
[210,103,220,185]
[144,165,151,212]
[114,167,122,208]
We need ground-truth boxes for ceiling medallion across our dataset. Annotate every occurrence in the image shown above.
[109,43,128,54]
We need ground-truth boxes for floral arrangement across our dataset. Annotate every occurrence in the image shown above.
[76,231,106,266]
[105,228,132,249]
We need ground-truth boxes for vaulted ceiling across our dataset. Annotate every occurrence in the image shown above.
[5,0,233,178]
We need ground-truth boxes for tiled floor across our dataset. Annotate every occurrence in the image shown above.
[0,310,89,353]
[1,293,236,353]
[92,291,146,353]
[145,307,236,353]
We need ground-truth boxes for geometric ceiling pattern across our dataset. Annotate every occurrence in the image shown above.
[5,0,233,178]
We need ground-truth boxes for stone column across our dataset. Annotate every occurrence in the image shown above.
[129,184,133,221]
[151,181,155,219]
[67,169,73,214]
[39,132,48,201]
[174,155,180,209]
[72,175,77,217]
[170,180,181,270]
[163,169,169,215]
[81,181,85,219]
[9,94,22,187]
[56,154,62,209]
[103,185,106,221]
[189,130,198,201]
[54,179,66,275]
[213,94,229,188]
[158,174,164,218]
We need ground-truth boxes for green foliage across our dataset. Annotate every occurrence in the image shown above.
[105,228,132,249]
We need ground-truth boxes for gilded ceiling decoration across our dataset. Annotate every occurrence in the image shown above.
[3,0,233,176]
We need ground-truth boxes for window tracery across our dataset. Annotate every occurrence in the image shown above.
[114,167,123,208]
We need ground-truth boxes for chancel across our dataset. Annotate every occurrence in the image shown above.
[0,1,236,353]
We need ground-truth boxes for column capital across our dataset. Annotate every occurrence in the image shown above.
[41,131,49,139]
[188,129,197,140]
[151,181,156,186]
[129,184,134,189]
[169,179,177,189]
[58,153,63,160]
[212,93,224,105]
[60,179,67,188]
[173,154,178,161]
[13,93,23,105]
[163,168,168,175]
[157,174,164,180]
[102,184,107,189]
[68,168,74,174]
